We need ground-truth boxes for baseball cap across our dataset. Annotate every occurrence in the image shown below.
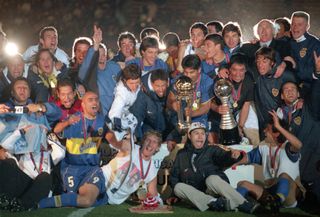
[188,122,206,134]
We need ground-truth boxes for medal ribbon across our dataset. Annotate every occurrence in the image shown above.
[81,114,97,143]
[139,149,151,180]
[193,73,201,102]
[269,143,283,175]
[30,150,44,174]
[231,82,243,104]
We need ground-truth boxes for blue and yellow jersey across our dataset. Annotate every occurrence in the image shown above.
[62,112,107,166]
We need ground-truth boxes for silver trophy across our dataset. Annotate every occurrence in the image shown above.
[175,76,194,134]
[214,79,240,145]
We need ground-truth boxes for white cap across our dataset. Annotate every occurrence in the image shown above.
[188,122,206,134]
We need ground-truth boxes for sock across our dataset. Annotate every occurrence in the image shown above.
[38,192,77,208]
[276,178,289,202]
[237,186,249,197]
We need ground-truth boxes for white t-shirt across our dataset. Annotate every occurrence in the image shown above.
[102,144,157,204]
[258,141,300,181]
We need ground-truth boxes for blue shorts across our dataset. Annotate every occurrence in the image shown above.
[61,163,106,195]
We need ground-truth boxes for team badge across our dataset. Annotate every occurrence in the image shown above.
[294,116,301,125]
[300,48,307,58]
[272,88,279,97]
[98,127,103,136]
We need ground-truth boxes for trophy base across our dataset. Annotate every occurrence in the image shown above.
[219,127,241,146]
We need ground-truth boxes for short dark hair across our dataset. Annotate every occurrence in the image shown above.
[291,11,310,24]
[162,32,180,48]
[140,27,159,41]
[255,47,276,63]
[204,33,225,50]
[11,77,30,92]
[150,69,169,83]
[229,53,248,69]
[120,64,141,81]
[39,26,58,39]
[72,37,92,59]
[139,36,159,55]
[206,20,224,33]
[275,17,291,32]
[182,54,201,70]
[117,31,137,49]
[222,22,242,39]
[57,79,75,91]
[189,22,208,36]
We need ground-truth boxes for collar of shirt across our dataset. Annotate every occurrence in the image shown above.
[295,35,306,43]
[260,40,272,47]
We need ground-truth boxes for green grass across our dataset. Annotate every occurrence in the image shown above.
[0,203,318,217]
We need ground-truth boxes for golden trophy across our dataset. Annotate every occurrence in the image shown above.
[174,76,194,134]
[214,79,240,145]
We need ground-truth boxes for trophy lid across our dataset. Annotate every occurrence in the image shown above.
[175,76,194,96]
[214,79,233,98]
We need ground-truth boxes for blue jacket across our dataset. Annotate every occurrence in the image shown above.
[79,47,122,116]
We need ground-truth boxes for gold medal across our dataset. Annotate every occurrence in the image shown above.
[233,102,238,108]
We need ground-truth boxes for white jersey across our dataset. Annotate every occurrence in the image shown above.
[258,141,300,181]
[102,144,157,204]
[108,80,140,121]
[184,43,195,57]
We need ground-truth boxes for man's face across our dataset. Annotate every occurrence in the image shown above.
[12,80,30,103]
[281,82,299,105]
[229,63,246,83]
[141,134,160,159]
[75,43,90,65]
[190,28,205,48]
[291,16,309,40]
[7,56,25,79]
[142,47,158,66]
[256,55,274,75]
[151,79,168,98]
[275,23,286,39]
[207,25,218,34]
[224,31,240,49]
[57,85,76,109]
[40,30,58,52]
[166,45,179,58]
[37,51,54,75]
[204,40,220,59]
[120,38,135,58]
[183,67,200,83]
[125,78,140,93]
[81,92,100,117]
[188,128,206,149]
[98,47,107,65]
[257,21,274,43]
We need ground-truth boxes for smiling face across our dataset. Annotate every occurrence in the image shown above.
[257,20,274,43]
[57,85,76,109]
[291,16,309,40]
[141,134,161,160]
[188,128,206,149]
[224,31,240,49]
[151,79,167,98]
[281,82,299,105]
[120,38,135,58]
[190,28,205,48]
[229,63,246,83]
[256,55,274,75]
[142,47,158,66]
[37,50,54,75]
[81,92,100,118]
[74,43,90,65]
[204,40,220,59]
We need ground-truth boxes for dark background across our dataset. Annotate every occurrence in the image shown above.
[1,0,319,55]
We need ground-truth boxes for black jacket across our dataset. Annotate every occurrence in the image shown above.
[170,140,240,192]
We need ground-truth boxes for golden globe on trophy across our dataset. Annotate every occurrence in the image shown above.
[174,76,194,134]
[214,79,240,145]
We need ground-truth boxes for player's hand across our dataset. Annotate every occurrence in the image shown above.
[166,197,179,205]
[0,104,10,114]
[218,68,229,79]
[217,105,229,115]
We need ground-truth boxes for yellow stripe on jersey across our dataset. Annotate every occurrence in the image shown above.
[66,137,101,155]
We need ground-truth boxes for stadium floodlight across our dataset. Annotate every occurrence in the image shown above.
[5,42,19,56]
